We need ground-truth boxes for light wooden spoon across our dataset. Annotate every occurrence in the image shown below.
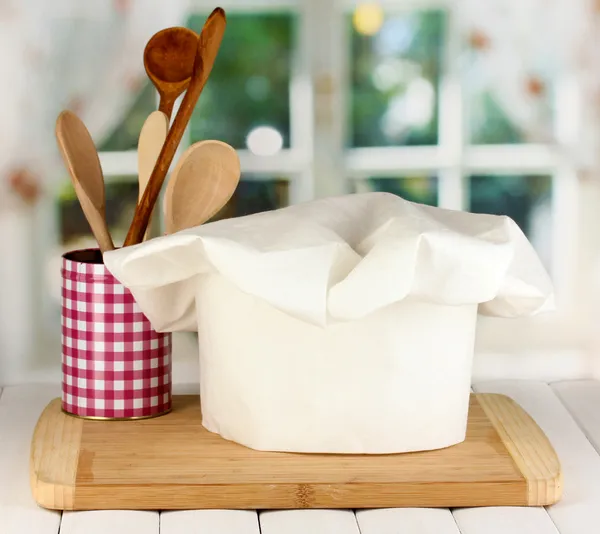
[138,111,169,241]
[124,7,227,246]
[163,140,240,234]
[55,110,114,253]
[144,27,198,119]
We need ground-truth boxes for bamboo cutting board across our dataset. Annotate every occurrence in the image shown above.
[30,394,561,511]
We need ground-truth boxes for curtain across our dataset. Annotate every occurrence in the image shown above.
[0,0,190,383]
[0,0,191,210]
[457,0,600,166]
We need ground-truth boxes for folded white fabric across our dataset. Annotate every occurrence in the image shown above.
[103,192,554,454]
[104,192,553,330]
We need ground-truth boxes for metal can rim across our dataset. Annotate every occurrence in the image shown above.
[60,406,172,421]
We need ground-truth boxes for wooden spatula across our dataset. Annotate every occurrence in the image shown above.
[163,140,240,234]
[138,111,169,241]
[123,7,227,247]
[55,110,114,253]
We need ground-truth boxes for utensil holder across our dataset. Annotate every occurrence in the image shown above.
[61,248,172,420]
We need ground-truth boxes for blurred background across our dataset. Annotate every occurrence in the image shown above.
[3,0,600,384]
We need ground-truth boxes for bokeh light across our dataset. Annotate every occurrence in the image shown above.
[353,2,384,36]
[246,126,284,156]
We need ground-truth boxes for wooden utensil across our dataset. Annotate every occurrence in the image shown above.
[123,7,227,247]
[163,140,240,234]
[55,110,114,253]
[137,111,169,241]
[30,394,562,510]
[144,27,199,119]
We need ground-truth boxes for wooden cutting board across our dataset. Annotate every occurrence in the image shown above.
[30,393,561,511]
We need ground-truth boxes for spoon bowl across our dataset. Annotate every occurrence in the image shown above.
[55,110,114,253]
[164,140,240,234]
[144,27,198,119]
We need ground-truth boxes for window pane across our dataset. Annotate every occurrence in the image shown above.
[58,178,138,248]
[468,87,554,145]
[349,9,446,147]
[187,13,293,150]
[469,174,552,268]
[98,82,157,152]
[210,176,289,221]
[352,175,438,206]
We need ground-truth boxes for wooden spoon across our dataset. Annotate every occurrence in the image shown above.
[138,111,169,241]
[144,27,199,119]
[55,110,114,253]
[163,140,241,234]
[124,7,227,247]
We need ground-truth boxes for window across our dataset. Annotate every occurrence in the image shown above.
[51,0,583,357]
[349,9,445,148]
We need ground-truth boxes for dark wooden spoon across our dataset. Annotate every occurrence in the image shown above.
[124,7,227,247]
[144,27,199,119]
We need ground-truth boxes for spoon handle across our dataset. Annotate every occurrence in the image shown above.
[158,97,176,121]
[73,181,115,253]
[123,7,226,247]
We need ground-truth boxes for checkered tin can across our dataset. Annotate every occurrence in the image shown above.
[61,248,172,419]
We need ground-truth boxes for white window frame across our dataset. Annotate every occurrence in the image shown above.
[40,0,590,381]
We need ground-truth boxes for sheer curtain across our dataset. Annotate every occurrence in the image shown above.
[457,0,600,163]
[0,0,190,383]
[457,0,600,368]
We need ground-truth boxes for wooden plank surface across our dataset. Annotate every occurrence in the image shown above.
[472,380,600,534]
[29,393,561,510]
[356,508,461,534]
[60,510,158,534]
[160,510,260,534]
[259,510,360,534]
[0,385,62,534]
[453,507,559,534]
[552,380,600,452]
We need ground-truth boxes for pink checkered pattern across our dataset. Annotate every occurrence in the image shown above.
[61,249,172,419]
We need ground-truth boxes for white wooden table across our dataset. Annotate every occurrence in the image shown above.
[2,379,599,533]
